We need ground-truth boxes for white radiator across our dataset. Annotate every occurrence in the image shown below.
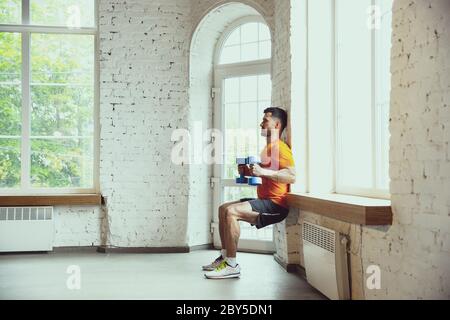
[0,207,54,252]
[302,221,350,300]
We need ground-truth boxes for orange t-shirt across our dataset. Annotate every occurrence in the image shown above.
[257,139,295,208]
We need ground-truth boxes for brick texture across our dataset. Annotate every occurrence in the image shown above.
[362,0,450,299]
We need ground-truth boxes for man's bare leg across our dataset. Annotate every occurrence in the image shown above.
[218,201,239,251]
[224,202,260,258]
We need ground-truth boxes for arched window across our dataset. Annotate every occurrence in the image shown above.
[218,20,271,65]
[213,17,273,247]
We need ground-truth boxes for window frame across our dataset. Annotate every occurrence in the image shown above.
[334,0,391,199]
[212,16,274,249]
[0,0,99,195]
[214,15,271,66]
[213,15,272,195]
[290,0,391,200]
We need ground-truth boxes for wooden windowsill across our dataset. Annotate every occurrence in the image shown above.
[0,194,102,206]
[286,192,392,225]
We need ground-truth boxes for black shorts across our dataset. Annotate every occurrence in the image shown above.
[240,198,289,229]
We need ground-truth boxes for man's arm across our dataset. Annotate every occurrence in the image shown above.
[250,164,296,184]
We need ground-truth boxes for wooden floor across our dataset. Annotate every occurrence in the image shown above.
[0,249,326,300]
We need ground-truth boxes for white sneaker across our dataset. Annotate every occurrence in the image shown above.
[204,261,241,279]
[202,255,224,271]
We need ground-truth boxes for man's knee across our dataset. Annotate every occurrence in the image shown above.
[224,205,239,222]
[218,203,228,219]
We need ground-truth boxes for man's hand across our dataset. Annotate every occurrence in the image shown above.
[249,163,266,177]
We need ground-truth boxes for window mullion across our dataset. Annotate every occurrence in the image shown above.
[22,0,30,24]
[21,31,31,191]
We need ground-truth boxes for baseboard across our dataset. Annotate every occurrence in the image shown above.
[52,246,99,253]
[15,245,213,254]
[96,246,190,254]
[188,243,214,251]
[292,264,307,278]
[96,244,216,254]
[273,253,306,278]
[0,251,50,255]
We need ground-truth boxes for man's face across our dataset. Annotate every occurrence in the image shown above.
[260,112,280,137]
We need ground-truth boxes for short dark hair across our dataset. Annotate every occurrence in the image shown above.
[264,107,287,132]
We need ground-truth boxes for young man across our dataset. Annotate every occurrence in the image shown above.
[203,107,296,279]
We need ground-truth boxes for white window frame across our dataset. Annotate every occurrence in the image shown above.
[0,0,99,195]
[290,0,391,200]
[214,15,271,66]
[212,16,274,252]
[334,0,391,199]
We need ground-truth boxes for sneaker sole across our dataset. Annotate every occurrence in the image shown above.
[204,272,241,279]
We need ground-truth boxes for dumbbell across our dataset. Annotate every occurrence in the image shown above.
[235,156,263,186]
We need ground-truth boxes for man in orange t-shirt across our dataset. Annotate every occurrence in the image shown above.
[204,107,296,279]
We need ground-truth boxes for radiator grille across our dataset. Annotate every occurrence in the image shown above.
[0,207,53,221]
[302,221,335,253]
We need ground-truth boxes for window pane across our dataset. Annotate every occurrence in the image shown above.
[224,28,240,47]
[30,86,94,136]
[258,101,270,150]
[0,32,22,136]
[240,101,257,129]
[224,103,240,133]
[220,45,240,65]
[336,0,373,189]
[31,138,93,188]
[241,42,258,62]
[240,75,257,102]
[31,0,95,28]
[31,33,94,85]
[240,102,258,157]
[258,74,271,101]
[258,101,270,119]
[30,34,94,136]
[0,0,21,24]
[241,22,258,44]
[30,33,94,188]
[0,138,21,188]
[224,77,239,103]
[258,40,271,60]
[259,23,270,41]
[222,74,270,179]
[219,22,271,65]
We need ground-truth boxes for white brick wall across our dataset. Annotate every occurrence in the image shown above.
[53,206,104,247]
[98,0,192,247]
[54,0,275,248]
[362,0,450,299]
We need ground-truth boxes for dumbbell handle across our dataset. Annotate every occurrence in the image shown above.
[235,156,262,185]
